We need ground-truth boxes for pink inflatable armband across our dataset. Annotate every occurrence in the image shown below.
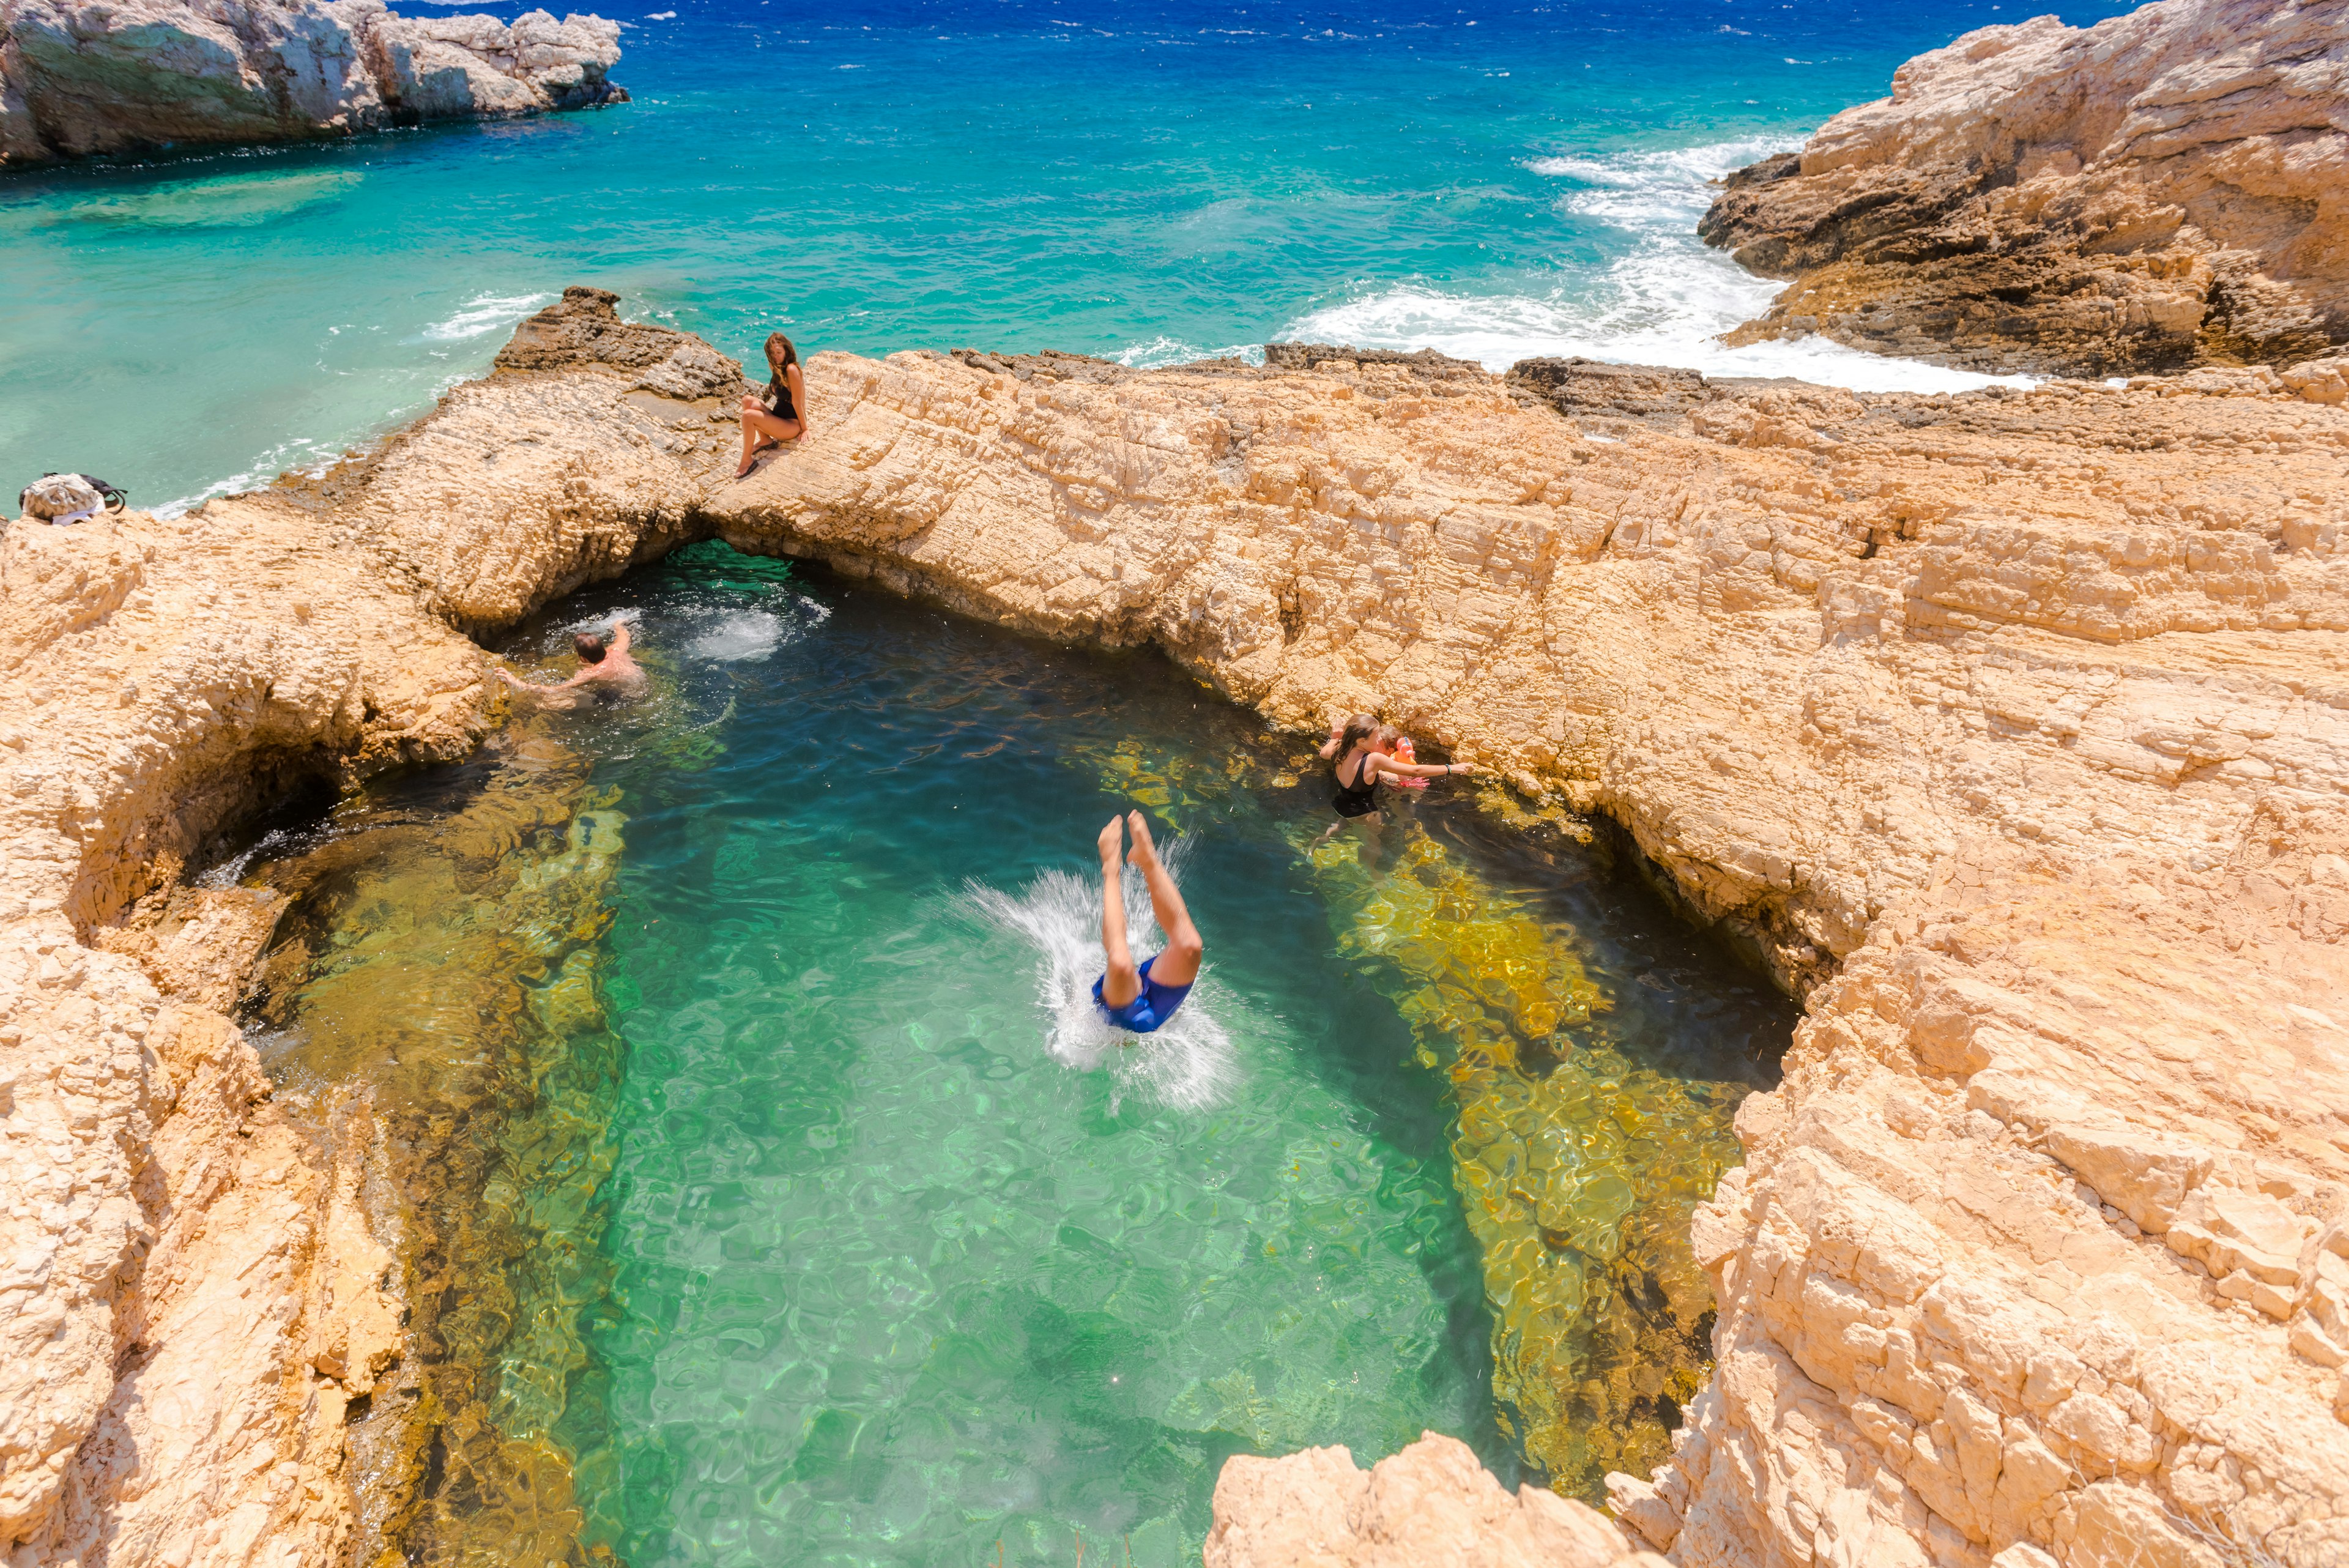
[1394,735,1430,790]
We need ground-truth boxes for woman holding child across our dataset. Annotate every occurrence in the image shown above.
[1316,713,1474,842]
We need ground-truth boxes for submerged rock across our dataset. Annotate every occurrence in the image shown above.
[1297,825,1742,1493]
[1701,0,2349,376]
[0,0,626,166]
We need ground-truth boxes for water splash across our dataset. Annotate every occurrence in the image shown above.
[968,847,1236,1113]
[681,607,788,662]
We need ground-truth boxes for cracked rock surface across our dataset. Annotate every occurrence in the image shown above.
[1700,0,2348,377]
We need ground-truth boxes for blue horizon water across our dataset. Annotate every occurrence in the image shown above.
[1,0,2137,514]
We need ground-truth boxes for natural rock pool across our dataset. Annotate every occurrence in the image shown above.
[236,543,1791,1566]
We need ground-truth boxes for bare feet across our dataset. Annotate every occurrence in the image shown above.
[1126,810,1161,871]
[1098,816,1126,864]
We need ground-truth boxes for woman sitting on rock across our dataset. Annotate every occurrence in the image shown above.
[737,330,807,478]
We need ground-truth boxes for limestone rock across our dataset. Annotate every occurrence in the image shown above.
[0,506,492,1556]
[1702,0,2349,376]
[2041,1121,2211,1233]
[1204,1432,1655,1568]
[2166,1183,2315,1290]
[0,0,625,166]
[1507,357,1713,431]
[7,289,2349,1564]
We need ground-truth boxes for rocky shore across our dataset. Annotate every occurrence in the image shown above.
[0,0,625,166]
[1701,0,2347,377]
[4,284,2345,1564]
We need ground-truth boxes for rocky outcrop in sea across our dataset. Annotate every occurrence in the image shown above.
[1701,0,2347,377]
[0,0,625,166]
[6,284,2346,1564]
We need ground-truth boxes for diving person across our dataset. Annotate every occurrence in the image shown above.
[1093,810,1203,1035]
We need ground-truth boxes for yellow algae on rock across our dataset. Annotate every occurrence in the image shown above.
[250,729,629,1567]
[1297,826,1746,1493]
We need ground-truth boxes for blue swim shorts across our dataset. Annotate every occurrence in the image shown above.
[1092,953,1193,1035]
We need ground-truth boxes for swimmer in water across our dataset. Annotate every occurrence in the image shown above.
[1093,810,1203,1036]
[1316,713,1474,842]
[497,619,647,708]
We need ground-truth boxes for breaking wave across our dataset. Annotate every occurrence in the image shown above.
[1280,137,2032,395]
[415,292,555,343]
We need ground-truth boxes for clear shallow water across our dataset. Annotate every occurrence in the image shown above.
[0,0,2134,511]
[466,546,1789,1565]
[546,554,1496,1564]
[236,546,1791,1562]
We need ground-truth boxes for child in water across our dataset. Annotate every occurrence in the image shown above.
[1093,811,1203,1035]
[1388,730,1430,790]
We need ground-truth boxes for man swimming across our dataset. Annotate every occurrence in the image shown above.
[1093,810,1204,1035]
[497,619,647,707]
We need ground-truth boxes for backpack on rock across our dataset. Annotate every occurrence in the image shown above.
[18,473,127,524]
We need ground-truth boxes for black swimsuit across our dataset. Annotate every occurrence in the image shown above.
[765,373,798,423]
[1331,753,1382,819]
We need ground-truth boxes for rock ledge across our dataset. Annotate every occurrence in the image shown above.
[1702,0,2347,376]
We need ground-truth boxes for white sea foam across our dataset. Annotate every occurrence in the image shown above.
[1113,335,1265,370]
[684,608,787,662]
[157,365,483,516]
[1280,136,2033,395]
[416,291,553,343]
[155,431,347,517]
[970,850,1236,1114]
[532,592,825,669]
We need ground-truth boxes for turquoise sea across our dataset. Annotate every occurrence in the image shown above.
[1,0,2131,514]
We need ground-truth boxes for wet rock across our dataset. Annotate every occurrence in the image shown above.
[950,347,1130,385]
[1507,358,1712,428]
[1261,341,1489,377]
[495,286,739,396]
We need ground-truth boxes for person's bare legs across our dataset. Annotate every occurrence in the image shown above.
[1097,816,1143,1008]
[736,404,804,478]
[1316,809,1382,847]
[1124,811,1203,987]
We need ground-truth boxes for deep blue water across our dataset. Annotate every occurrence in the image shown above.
[0,0,2131,511]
